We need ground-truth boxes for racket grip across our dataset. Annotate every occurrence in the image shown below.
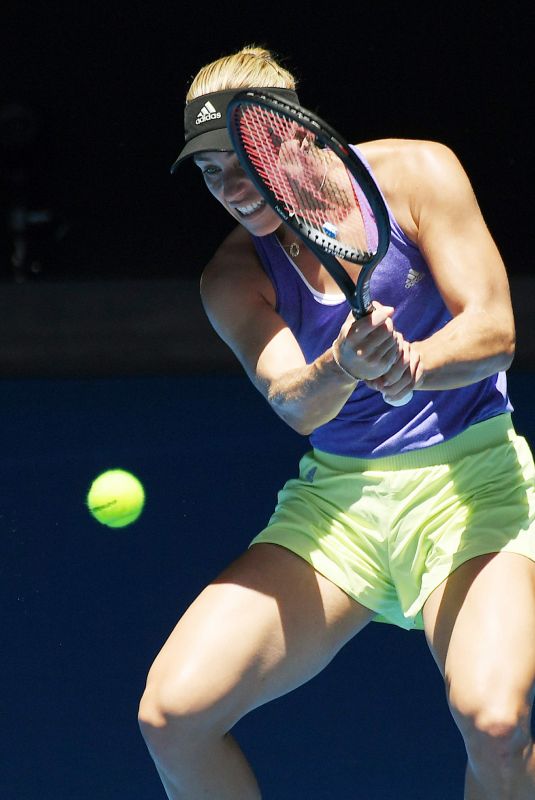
[383,391,413,407]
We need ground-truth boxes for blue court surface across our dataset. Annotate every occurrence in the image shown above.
[3,370,535,800]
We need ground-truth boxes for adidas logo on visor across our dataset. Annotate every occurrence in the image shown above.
[195,101,222,125]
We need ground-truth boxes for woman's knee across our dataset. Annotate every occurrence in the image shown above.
[448,683,533,767]
[138,662,245,753]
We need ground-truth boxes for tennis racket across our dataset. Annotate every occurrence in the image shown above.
[226,89,412,406]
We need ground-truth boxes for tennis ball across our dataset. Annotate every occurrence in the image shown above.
[86,469,145,528]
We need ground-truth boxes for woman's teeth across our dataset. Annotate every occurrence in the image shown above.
[236,199,265,217]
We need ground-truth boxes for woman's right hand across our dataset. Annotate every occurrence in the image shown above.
[332,302,403,382]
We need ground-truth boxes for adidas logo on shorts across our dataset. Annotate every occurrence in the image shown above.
[304,466,317,483]
[195,101,222,125]
[405,268,425,289]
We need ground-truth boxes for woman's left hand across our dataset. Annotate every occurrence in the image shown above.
[365,335,424,404]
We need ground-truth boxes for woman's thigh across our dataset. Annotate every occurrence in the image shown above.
[142,542,375,729]
[423,552,535,722]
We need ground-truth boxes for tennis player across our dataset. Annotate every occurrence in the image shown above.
[139,46,535,799]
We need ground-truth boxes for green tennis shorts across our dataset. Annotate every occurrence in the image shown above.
[251,413,535,630]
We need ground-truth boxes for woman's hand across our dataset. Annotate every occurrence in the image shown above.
[332,302,403,382]
[365,335,424,403]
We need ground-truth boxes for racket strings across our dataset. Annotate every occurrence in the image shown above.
[237,105,373,256]
[240,109,346,222]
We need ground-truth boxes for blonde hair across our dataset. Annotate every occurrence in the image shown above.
[186,45,297,103]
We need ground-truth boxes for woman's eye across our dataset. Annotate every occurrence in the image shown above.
[202,166,220,177]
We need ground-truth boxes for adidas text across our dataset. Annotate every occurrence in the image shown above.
[196,101,221,125]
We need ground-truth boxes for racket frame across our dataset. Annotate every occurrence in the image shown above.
[227,90,391,319]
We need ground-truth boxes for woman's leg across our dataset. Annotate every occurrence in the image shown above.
[423,552,535,800]
[138,543,375,799]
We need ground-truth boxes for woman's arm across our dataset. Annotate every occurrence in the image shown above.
[200,227,404,435]
[368,141,515,400]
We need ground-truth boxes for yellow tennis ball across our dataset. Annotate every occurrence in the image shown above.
[86,469,145,528]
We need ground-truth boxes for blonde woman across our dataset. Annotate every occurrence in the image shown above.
[138,46,535,799]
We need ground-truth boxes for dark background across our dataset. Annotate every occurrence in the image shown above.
[0,1,532,284]
[4,371,534,800]
[1,3,534,799]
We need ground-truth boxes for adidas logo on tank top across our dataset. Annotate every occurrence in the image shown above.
[405,267,425,289]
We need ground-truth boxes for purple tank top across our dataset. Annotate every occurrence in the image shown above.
[251,148,512,458]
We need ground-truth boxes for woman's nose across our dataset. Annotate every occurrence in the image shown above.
[222,163,250,202]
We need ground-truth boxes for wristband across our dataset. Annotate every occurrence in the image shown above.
[331,339,360,383]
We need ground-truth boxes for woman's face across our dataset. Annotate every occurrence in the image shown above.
[194,151,281,236]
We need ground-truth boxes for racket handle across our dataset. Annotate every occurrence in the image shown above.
[383,391,413,407]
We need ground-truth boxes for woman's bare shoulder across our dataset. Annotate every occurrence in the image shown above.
[359,138,462,181]
[358,138,463,240]
[200,225,276,314]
